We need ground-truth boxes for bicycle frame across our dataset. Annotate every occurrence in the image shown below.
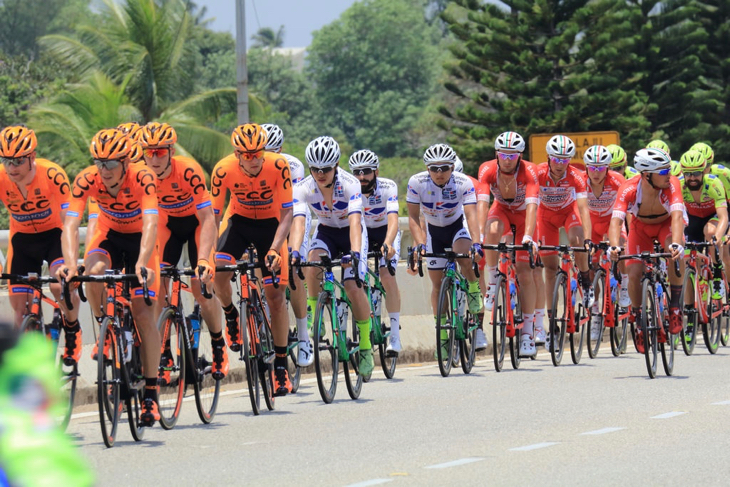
[542,245,589,334]
[595,246,631,329]
[363,252,389,346]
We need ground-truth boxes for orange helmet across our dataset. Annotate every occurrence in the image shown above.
[126,142,143,164]
[231,123,267,152]
[90,128,131,160]
[139,122,177,147]
[117,122,143,142]
[0,125,37,158]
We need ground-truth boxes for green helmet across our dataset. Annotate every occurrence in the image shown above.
[690,142,714,164]
[607,144,627,169]
[670,160,682,177]
[647,139,670,156]
[680,149,707,172]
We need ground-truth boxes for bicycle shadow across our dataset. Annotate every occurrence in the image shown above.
[86,439,166,448]
[168,421,228,431]
[613,375,690,380]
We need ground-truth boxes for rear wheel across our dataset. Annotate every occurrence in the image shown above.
[435,277,455,377]
[156,307,185,430]
[313,292,338,404]
[287,329,302,393]
[126,338,145,442]
[704,281,725,354]
[681,268,698,356]
[491,276,507,372]
[97,318,120,448]
[587,270,605,359]
[641,279,659,379]
[611,304,630,357]
[549,273,568,366]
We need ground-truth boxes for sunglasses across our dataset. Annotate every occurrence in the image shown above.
[353,168,374,176]
[94,159,122,170]
[648,167,671,176]
[549,156,571,165]
[1,156,28,167]
[587,165,608,173]
[428,164,453,173]
[684,170,703,178]
[236,150,264,160]
[497,152,520,161]
[310,166,335,175]
[144,147,170,158]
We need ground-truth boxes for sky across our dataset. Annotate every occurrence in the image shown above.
[196,0,359,48]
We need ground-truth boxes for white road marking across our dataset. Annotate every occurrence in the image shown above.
[651,411,687,419]
[345,479,393,487]
[509,442,560,452]
[712,400,730,405]
[580,427,626,436]
[425,457,484,469]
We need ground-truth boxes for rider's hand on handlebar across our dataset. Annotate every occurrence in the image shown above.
[522,234,538,254]
[290,250,302,267]
[56,264,78,282]
[341,251,360,268]
[471,242,484,262]
[135,262,154,286]
[608,246,622,262]
[266,249,282,272]
[669,243,684,261]
[196,258,215,284]
[383,243,396,261]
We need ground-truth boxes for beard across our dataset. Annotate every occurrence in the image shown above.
[686,179,702,191]
[360,177,376,194]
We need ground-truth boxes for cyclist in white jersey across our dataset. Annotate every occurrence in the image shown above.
[348,149,403,355]
[261,124,314,367]
[289,136,374,377]
[406,144,483,356]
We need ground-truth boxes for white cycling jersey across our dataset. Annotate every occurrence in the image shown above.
[361,178,399,228]
[284,153,305,185]
[406,171,476,227]
[293,167,363,228]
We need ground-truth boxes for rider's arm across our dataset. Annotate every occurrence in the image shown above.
[196,205,217,260]
[349,212,363,255]
[383,182,400,249]
[210,159,228,229]
[715,206,728,240]
[524,203,538,239]
[577,197,592,240]
[289,215,306,252]
[60,215,81,275]
[668,176,686,246]
[464,204,480,245]
[523,164,540,239]
[135,169,158,274]
[407,203,425,246]
[476,181,489,240]
[289,179,308,252]
[271,207,293,252]
[269,157,294,252]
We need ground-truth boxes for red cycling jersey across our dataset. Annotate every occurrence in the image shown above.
[587,170,626,242]
[535,163,587,213]
[477,159,539,211]
[612,175,685,222]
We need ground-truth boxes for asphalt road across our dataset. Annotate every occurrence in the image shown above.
[71,342,730,486]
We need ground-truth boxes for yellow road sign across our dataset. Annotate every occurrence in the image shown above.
[529,131,620,166]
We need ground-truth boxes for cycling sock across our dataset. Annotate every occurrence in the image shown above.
[621,274,629,286]
[296,317,309,341]
[467,280,480,294]
[389,313,400,337]
[210,330,223,341]
[274,345,288,370]
[487,266,497,285]
[357,319,371,350]
[522,313,535,336]
[534,308,545,331]
[64,319,80,333]
[670,284,682,309]
[222,302,234,313]
[144,379,158,401]
[477,312,484,328]
[223,303,237,322]
[306,296,318,327]
[580,270,591,289]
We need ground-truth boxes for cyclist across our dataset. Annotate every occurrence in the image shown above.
[608,148,686,352]
[407,143,483,357]
[535,135,594,341]
[138,122,227,380]
[261,123,314,367]
[348,149,402,355]
[679,149,729,300]
[0,125,82,365]
[691,142,730,192]
[57,128,162,426]
[583,145,630,340]
[478,131,540,356]
[647,139,682,180]
[211,123,295,396]
[607,144,639,180]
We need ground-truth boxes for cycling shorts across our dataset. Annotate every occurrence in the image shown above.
[6,228,64,295]
[591,218,627,245]
[626,218,676,266]
[538,205,582,256]
[309,223,368,281]
[426,218,471,270]
[216,214,289,287]
[685,213,718,243]
[85,228,160,299]
[158,214,202,266]
[367,224,401,269]
[486,203,531,263]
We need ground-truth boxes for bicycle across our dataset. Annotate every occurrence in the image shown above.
[155,265,221,428]
[364,244,397,379]
[285,264,307,394]
[215,247,276,415]
[589,242,631,358]
[539,244,590,366]
[680,242,713,355]
[614,243,679,378]
[296,253,364,403]
[1,272,77,431]
[63,269,152,448]
[408,247,480,377]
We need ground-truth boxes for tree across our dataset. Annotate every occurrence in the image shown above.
[307,0,441,157]
[251,26,285,48]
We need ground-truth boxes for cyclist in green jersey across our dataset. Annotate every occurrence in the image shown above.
[607,144,639,179]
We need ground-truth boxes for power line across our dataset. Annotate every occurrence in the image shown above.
[250,0,261,31]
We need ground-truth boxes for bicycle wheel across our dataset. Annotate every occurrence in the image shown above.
[460,310,477,374]
[257,307,276,411]
[658,283,674,376]
[344,311,363,400]
[721,278,730,345]
[704,285,724,355]
[549,273,568,366]
[681,268,698,356]
[287,329,302,393]
[241,304,261,415]
[126,340,145,442]
[190,322,220,424]
[641,279,659,379]
[491,276,508,372]
[611,304,630,357]
[97,317,121,448]
[509,286,522,370]
[435,276,455,377]
[570,284,586,365]
[156,307,185,430]
[19,314,42,333]
[377,317,397,379]
[313,292,338,403]
[587,270,605,359]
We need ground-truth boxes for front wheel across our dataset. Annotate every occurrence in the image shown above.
[491,276,508,372]
[287,329,302,393]
[587,270,606,359]
[97,317,120,448]
[256,304,275,411]
[313,292,338,404]
[191,319,221,424]
[460,310,477,374]
[658,282,674,376]
[343,311,363,400]
[681,268,698,356]
[570,284,586,365]
[641,279,659,379]
[241,304,261,415]
[435,276,455,377]
[549,273,568,366]
[156,307,185,430]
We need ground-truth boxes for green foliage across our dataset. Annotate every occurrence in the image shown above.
[377,157,424,215]
[251,26,285,48]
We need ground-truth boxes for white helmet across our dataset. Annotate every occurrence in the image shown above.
[454,156,464,173]
[583,145,611,166]
[305,136,340,168]
[495,131,525,152]
[423,143,457,166]
[634,148,671,173]
[348,149,379,170]
[261,123,284,151]
[546,135,576,158]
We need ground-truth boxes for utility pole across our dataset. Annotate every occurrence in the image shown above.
[236,0,249,124]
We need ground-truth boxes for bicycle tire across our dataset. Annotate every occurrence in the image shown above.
[704,287,724,355]
[156,307,185,430]
[509,282,522,370]
[460,310,477,374]
[721,282,730,345]
[58,362,77,432]
[435,276,455,377]
[491,276,507,372]
[587,270,605,359]
[240,303,261,415]
[190,315,220,424]
[611,304,629,357]
[570,284,586,365]
[19,314,43,333]
[681,268,698,356]
[97,317,121,448]
[658,282,674,376]
[641,279,659,379]
[255,298,275,411]
[287,329,302,393]
[313,292,338,403]
[376,294,397,379]
[125,337,145,441]
[344,309,363,400]
[549,273,568,366]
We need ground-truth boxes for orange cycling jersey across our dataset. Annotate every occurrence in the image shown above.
[211,152,293,221]
[0,159,71,234]
[154,156,211,217]
[67,164,158,233]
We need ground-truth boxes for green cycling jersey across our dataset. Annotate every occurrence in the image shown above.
[681,173,727,218]
[625,166,640,179]
[709,163,730,197]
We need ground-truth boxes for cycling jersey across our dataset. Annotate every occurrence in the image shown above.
[682,174,727,219]
[477,159,539,211]
[587,170,626,220]
[710,164,730,197]
[625,166,640,179]
[284,153,305,184]
[361,178,399,228]
[211,152,293,221]
[406,171,476,227]
[0,159,70,234]
[612,176,686,222]
[535,163,587,213]
[154,156,211,218]
[293,168,362,228]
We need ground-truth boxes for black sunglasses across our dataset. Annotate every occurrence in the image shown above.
[1,156,29,167]
[428,164,453,173]
[353,168,374,176]
[310,166,335,175]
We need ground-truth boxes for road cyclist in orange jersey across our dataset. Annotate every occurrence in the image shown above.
[478,131,540,357]
[211,123,295,396]
[57,128,163,426]
[138,122,227,380]
[0,125,82,363]
[608,148,686,353]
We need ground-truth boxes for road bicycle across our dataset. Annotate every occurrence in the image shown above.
[589,242,631,358]
[364,244,397,379]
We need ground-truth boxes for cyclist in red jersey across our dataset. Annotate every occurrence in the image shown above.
[608,148,685,351]
[57,128,162,426]
[478,131,540,357]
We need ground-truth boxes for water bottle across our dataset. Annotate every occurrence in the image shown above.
[609,276,617,302]
[187,309,201,350]
[656,285,665,314]
[371,288,382,317]
[456,288,467,317]
[509,282,517,310]
[123,326,133,363]
[570,278,578,308]
[336,299,349,333]
[49,309,62,341]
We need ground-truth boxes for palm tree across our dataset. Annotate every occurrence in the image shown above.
[251,26,285,48]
